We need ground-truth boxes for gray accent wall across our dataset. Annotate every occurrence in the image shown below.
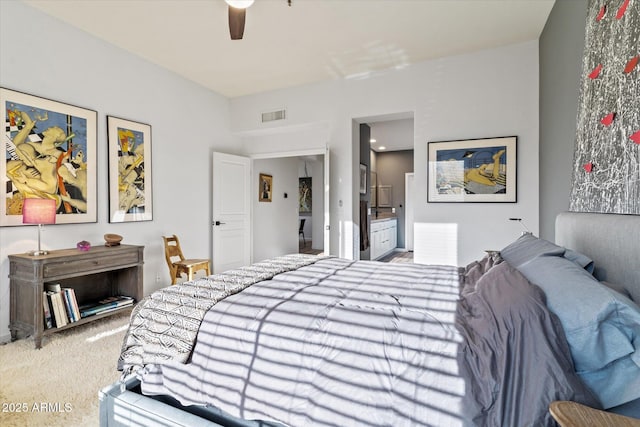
[539,0,588,240]
[375,150,414,249]
[359,124,371,260]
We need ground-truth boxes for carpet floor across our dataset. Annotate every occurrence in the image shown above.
[0,312,130,427]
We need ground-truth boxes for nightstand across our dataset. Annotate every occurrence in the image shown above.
[549,401,640,427]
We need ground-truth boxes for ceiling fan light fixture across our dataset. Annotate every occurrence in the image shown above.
[225,0,254,9]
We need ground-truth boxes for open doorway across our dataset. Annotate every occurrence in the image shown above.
[354,113,415,263]
[251,150,328,262]
[297,156,324,255]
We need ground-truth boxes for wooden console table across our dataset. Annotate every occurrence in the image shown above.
[9,244,144,349]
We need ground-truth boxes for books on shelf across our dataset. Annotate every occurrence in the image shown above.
[47,290,68,328]
[79,295,134,318]
[62,288,81,322]
[43,281,133,325]
[46,282,61,293]
[42,291,53,329]
[43,283,82,327]
[45,282,66,327]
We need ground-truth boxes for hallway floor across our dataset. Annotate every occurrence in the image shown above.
[299,240,413,263]
[299,240,323,255]
[377,251,414,263]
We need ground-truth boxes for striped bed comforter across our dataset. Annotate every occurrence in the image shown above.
[118,254,326,377]
[137,257,466,426]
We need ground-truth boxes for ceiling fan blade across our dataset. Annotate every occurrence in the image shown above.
[228,6,246,40]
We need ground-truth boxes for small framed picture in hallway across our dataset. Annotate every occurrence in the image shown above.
[359,163,367,195]
[259,173,273,202]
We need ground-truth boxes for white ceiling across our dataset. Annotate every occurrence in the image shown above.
[369,118,414,152]
[23,0,555,100]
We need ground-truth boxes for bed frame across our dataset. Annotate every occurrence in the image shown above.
[99,212,640,426]
[555,212,640,303]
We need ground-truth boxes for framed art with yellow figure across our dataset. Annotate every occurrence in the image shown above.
[259,173,272,202]
[427,136,517,203]
[1,87,97,226]
[107,116,153,223]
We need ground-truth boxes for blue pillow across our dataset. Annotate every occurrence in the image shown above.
[579,355,640,411]
[518,254,640,409]
[500,233,594,272]
[564,248,595,274]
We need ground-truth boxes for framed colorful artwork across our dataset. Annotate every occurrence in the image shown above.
[1,87,97,226]
[299,177,311,213]
[259,173,272,202]
[427,136,517,203]
[107,116,153,222]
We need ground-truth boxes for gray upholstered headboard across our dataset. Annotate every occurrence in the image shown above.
[556,212,640,303]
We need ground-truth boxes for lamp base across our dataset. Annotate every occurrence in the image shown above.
[27,249,49,256]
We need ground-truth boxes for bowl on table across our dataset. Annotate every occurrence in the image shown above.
[104,234,123,247]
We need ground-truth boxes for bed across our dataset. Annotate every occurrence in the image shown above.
[99,212,640,426]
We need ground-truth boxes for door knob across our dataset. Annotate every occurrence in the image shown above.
[214,221,226,226]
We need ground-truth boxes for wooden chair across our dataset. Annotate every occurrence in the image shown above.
[299,218,306,245]
[162,235,211,285]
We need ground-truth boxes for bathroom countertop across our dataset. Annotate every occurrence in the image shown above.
[371,216,397,223]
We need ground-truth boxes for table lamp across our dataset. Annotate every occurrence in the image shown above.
[22,198,56,256]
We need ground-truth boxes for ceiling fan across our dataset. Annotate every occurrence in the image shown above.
[226,0,292,40]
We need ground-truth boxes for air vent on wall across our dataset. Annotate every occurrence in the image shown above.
[261,109,286,123]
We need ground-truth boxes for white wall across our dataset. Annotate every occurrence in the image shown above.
[231,40,540,266]
[310,159,324,250]
[253,158,299,261]
[0,2,235,341]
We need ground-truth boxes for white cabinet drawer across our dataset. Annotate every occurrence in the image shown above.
[370,218,397,260]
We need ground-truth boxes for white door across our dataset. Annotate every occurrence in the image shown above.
[405,173,414,251]
[323,146,331,254]
[212,152,251,273]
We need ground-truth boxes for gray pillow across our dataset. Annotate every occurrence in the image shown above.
[500,233,594,272]
[499,234,564,268]
[565,248,595,273]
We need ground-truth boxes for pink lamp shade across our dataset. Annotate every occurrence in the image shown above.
[22,198,57,225]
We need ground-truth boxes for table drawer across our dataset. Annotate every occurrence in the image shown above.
[44,252,138,277]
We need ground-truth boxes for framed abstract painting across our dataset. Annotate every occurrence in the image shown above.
[107,116,153,222]
[1,87,97,226]
[299,177,311,213]
[427,136,517,203]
